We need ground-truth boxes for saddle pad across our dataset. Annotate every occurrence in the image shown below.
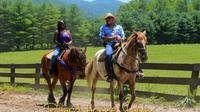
[98,51,106,62]
[46,51,53,60]
[97,44,122,62]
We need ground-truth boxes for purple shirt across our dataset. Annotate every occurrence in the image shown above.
[57,31,72,43]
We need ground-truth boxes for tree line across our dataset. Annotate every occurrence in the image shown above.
[117,0,200,44]
[0,0,200,52]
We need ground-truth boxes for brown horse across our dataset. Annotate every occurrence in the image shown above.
[85,31,148,111]
[41,47,86,107]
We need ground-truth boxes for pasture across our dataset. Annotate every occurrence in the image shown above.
[0,44,200,97]
[0,44,200,111]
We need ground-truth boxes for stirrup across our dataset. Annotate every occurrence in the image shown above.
[106,77,113,82]
[136,72,144,78]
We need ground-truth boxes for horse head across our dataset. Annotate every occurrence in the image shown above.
[126,30,148,63]
[68,47,87,73]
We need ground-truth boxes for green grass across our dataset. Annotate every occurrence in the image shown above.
[0,44,200,64]
[0,44,200,101]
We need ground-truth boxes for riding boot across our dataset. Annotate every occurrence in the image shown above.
[105,67,113,82]
[49,65,55,76]
[49,56,57,76]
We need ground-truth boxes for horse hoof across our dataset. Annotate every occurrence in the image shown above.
[48,98,56,104]
[67,103,73,108]
[91,105,95,109]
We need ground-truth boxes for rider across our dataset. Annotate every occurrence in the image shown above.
[99,13,125,82]
[49,20,72,75]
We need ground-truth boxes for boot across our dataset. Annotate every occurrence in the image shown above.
[49,65,55,76]
[106,74,113,82]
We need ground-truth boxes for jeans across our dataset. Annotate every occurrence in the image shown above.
[105,42,114,75]
[50,47,61,69]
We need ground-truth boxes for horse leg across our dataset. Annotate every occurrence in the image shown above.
[128,81,136,109]
[58,79,68,106]
[66,80,75,108]
[110,81,115,108]
[47,76,58,105]
[119,82,124,111]
[91,74,99,109]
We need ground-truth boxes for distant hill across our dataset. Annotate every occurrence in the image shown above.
[32,0,125,17]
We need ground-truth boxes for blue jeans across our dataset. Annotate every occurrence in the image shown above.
[50,47,61,69]
[105,42,114,75]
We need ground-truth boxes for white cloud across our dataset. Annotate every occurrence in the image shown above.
[117,0,131,3]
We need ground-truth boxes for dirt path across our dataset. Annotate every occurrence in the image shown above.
[0,91,199,112]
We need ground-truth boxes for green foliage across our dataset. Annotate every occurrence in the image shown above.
[179,89,197,107]
[117,0,200,44]
[1,0,200,52]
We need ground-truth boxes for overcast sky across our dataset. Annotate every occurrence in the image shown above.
[83,0,131,3]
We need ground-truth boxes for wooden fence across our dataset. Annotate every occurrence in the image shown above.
[0,63,200,100]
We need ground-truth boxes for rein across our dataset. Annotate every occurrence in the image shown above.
[57,48,82,75]
[112,37,141,74]
[58,57,77,74]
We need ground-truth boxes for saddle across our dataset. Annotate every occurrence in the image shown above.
[46,47,69,60]
[46,51,54,60]
[98,42,125,62]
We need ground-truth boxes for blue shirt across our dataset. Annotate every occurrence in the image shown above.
[99,24,125,44]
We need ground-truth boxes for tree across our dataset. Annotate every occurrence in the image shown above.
[65,4,88,46]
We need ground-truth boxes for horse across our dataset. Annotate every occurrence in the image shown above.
[41,47,87,107]
[85,31,148,111]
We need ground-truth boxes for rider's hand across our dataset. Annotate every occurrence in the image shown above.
[114,35,122,41]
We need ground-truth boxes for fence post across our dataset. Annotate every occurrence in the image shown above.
[10,66,15,85]
[35,66,40,89]
[190,70,199,99]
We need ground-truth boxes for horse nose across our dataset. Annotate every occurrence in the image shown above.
[142,55,148,62]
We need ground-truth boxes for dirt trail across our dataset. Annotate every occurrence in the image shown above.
[0,91,199,112]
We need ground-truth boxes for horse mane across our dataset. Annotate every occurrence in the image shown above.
[126,31,147,47]
[68,47,80,63]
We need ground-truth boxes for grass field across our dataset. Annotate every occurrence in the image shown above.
[0,44,200,98]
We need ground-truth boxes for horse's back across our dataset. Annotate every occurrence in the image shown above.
[93,49,108,79]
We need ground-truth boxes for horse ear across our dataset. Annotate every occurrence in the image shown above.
[82,47,87,54]
[134,32,138,37]
[143,30,147,35]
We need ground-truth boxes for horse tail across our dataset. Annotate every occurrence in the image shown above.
[85,59,94,88]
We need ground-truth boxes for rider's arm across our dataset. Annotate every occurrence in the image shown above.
[99,26,117,42]
[53,32,62,46]
[64,31,72,46]
[102,36,117,42]
[119,25,126,42]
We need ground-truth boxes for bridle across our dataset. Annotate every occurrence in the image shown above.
[112,33,147,74]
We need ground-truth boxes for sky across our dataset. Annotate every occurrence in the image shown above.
[83,0,131,3]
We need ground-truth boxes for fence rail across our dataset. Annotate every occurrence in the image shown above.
[0,63,199,100]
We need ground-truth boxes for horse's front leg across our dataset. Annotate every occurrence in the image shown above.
[58,79,68,106]
[66,79,75,108]
[110,81,115,108]
[119,82,124,111]
[128,80,136,109]
[48,76,58,105]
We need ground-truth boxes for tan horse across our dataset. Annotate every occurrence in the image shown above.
[41,47,86,107]
[85,31,148,111]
